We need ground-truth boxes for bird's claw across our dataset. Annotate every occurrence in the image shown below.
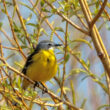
[34,81,48,93]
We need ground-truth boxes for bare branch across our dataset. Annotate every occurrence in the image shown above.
[90,0,108,28]
[44,0,89,35]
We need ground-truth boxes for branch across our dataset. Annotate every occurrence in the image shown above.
[28,0,109,94]
[99,1,110,21]
[3,0,26,60]
[79,0,110,101]
[79,0,110,78]
[61,7,68,98]
[12,0,31,45]
[90,0,108,28]
[0,57,82,110]
[29,0,65,44]
[44,0,89,35]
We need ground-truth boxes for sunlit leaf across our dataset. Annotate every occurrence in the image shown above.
[17,77,22,89]
[14,61,23,68]
[32,0,39,9]
[71,38,93,49]
[26,23,37,27]
[0,22,3,30]
[54,27,64,32]
[65,54,70,63]
[80,99,87,109]
[57,86,70,94]
[26,13,32,23]
[40,0,45,7]
[70,80,76,105]
[97,104,110,110]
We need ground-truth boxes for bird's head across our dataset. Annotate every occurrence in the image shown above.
[35,40,62,51]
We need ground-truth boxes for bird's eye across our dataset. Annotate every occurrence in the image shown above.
[48,43,52,46]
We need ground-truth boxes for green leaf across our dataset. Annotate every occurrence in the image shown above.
[1,9,6,14]
[97,104,110,110]
[100,72,105,79]
[107,2,110,8]
[32,0,39,9]
[81,75,90,81]
[57,1,65,9]
[26,23,37,27]
[12,5,16,19]
[66,68,88,79]
[71,38,93,49]
[41,8,50,13]
[57,66,61,78]
[51,8,57,13]
[25,13,32,23]
[54,27,64,32]
[13,22,21,33]
[64,3,70,12]
[14,61,23,68]
[5,1,13,6]
[94,79,108,94]
[0,63,7,67]
[80,99,87,109]
[57,86,70,94]
[42,28,49,36]
[40,97,51,101]
[0,22,3,30]
[70,80,76,105]
[41,15,52,24]
[96,0,99,8]
[17,77,22,89]
[49,80,56,86]
[86,59,90,68]
[65,54,70,63]
[40,0,45,7]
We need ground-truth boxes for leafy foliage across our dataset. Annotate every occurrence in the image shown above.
[0,0,109,110]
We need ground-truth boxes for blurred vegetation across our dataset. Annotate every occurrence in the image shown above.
[0,0,110,110]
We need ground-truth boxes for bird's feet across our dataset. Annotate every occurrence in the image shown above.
[34,81,39,89]
[34,81,48,94]
[40,82,48,94]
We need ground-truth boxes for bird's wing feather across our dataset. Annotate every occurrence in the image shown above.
[22,50,39,74]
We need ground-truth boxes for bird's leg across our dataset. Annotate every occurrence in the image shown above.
[33,81,39,89]
[40,82,48,94]
[33,81,48,93]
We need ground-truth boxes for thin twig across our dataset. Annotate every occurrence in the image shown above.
[0,57,82,110]
[2,46,19,51]
[3,0,26,60]
[99,1,110,21]
[0,28,16,47]
[44,0,89,35]
[90,0,108,28]
[0,87,63,108]
[61,2,68,98]
[29,0,64,44]
[0,92,15,110]
[2,67,29,110]
[79,0,110,78]
[79,0,110,105]
[72,3,88,29]
[12,0,31,45]
[29,0,108,94]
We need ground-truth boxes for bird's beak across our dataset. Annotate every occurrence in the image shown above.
[54,44,62,47]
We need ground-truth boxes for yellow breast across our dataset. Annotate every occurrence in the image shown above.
[26,49,57,82]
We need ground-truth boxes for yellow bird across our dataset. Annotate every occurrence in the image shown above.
[22,40,62,89]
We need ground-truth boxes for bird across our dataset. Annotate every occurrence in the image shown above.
[22,40,62,90]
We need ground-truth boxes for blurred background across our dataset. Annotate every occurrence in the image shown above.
[0,0,110,110]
